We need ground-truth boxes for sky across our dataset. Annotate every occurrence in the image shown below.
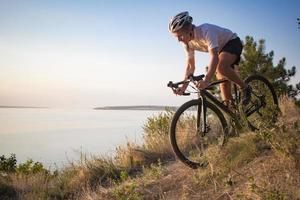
[0,0,299,108]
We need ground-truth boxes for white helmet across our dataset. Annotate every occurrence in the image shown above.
[169,11,193,33]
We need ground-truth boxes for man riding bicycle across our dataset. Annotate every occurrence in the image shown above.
[168,11,251,107]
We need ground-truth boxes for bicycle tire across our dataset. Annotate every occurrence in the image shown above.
[244,74,279,129]
[170,99,228,169]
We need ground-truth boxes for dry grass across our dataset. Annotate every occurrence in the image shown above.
[279,95,300,122]
[85,96,300,200]
[1,97,300,199]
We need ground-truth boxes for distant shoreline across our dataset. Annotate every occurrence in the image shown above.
[0,106,49,109]
[0,105,176,110]
[94,105,177,111]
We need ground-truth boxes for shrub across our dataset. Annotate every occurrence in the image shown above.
[16,159,50,175]
[142,109,175,160]
[0,154,17,173]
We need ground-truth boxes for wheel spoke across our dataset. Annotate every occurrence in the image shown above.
[170,100,227,168]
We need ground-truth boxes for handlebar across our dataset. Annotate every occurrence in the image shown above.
[167,74,228,96]
[167,74,205,88]
[167,74,205,96]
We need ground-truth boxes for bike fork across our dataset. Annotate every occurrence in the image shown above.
[197,95,208,136]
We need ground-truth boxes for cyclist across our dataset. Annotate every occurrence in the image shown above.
[168,11,251,106]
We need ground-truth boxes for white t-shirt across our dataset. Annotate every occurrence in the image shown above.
[184,23,237,58]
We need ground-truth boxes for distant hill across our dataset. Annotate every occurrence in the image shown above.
[94,105,177,111]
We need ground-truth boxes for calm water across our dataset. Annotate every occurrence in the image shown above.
[0,108,161,169]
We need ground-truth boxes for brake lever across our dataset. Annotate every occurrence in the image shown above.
[167,81,174,88]
[170,87,190,96]
[168,80,190,95]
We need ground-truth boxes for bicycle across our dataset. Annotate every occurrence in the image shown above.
[167,74,278,169]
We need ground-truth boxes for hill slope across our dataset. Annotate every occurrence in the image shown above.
[1,97,300,199]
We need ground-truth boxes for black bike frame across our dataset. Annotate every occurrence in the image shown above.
[197,80,265,132]
[197,79,243,132]
[168,75,265,133]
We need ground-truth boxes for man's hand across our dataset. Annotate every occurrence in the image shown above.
[173,85,187,95]
[196,80,209,90]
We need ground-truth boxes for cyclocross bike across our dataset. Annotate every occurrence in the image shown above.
[167,74,278,169]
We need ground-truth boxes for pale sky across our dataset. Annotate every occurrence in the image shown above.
[0,0,299,108]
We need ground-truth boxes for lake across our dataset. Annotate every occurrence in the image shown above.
[0,108,162,169]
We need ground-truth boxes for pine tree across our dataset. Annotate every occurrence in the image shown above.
[238,36,299,101]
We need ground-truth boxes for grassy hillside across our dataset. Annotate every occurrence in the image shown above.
[1,97,300,200]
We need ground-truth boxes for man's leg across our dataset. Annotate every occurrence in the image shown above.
[216,71,232,105]
[217,52,252,106]
[217,52,246,88]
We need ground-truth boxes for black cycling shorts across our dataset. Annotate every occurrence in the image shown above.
[219,37,243,68]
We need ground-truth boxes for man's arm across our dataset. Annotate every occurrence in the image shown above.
[174,56,195,95]
[204,47,219,82]
[184,56,195,80]
[196,47,218,89]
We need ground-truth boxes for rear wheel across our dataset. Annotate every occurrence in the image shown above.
[244,75,279,129]
[170,99,228,169]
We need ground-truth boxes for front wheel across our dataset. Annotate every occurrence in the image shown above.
[244,74,279,129]
[170,99,228,169]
